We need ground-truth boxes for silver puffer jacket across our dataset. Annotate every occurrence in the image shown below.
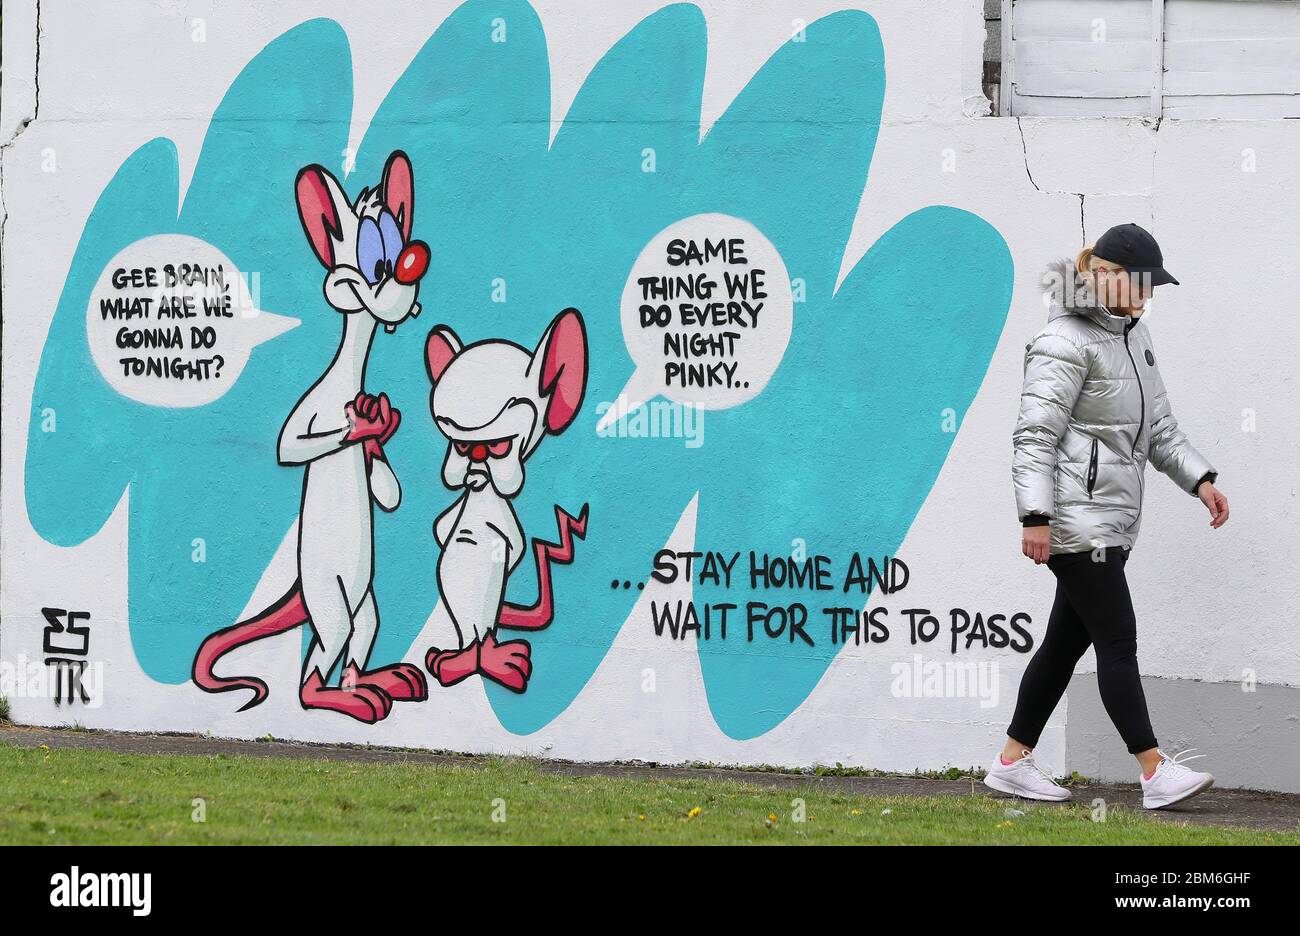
[1012,259,1216,554]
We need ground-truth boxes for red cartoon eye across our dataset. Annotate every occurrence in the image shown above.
[453,441,470,456]
[487,438,513,458]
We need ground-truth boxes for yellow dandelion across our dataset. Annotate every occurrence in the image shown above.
[687,806,702,818]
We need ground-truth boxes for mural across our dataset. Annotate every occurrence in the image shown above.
[16,1,1015,748]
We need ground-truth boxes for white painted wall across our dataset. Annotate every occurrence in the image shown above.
[3,0,1296,789]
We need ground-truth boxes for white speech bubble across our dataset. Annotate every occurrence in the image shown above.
[599,213,792,432]
[87,234,299,407]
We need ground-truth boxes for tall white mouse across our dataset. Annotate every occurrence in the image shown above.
[194,150,431,723]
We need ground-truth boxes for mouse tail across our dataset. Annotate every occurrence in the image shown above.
[498,503,589,631]
[193,581,309,710]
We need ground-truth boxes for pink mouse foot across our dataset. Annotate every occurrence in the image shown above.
[425,642,480,688]
[345,662,428,702]
[300,669,393,722]
[479,633,531,693]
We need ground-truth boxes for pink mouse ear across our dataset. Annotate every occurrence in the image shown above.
[425,325,462,384]
[536,309,588,434]
[295,165,341,268]
[381,150,414,241]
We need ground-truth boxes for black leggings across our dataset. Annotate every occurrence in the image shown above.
[1007,545,1158,755]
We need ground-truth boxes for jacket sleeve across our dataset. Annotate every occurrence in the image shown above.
[1011,332,1088,523]
[1148,383,1216,495]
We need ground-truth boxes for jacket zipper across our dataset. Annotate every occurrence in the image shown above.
[1123,317,1146,528]
[1123,319,1145,458]
[1086,437,1098,498]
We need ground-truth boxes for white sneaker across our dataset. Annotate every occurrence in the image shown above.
[983,750,1072,802]
[1141,749,1214,809]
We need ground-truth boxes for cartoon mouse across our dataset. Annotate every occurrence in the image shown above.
[422,310,590,692]
[193,150,431,722]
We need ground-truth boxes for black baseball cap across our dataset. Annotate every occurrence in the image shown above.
[1093,223,1179,286]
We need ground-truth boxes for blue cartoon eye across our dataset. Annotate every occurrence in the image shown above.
[357,217,385,285]
[378,210,403,274]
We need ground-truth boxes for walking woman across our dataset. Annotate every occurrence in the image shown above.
[987,223,1229,808]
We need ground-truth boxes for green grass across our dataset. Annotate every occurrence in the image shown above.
[1,744,1294,845]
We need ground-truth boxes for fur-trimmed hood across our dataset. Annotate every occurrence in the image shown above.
[1039,256,1135,333]
[1042,257,1098,322]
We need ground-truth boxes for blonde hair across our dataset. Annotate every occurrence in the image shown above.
[1075,245,1124,291]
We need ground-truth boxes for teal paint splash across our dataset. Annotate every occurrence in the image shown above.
[25,2,1013,740]
[26,18,352,675]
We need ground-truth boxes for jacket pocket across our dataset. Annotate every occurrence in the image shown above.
[1086,437,1099,499]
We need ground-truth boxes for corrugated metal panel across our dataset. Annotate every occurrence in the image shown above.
[1007,0,1155,116]
[1165,0,1300,37]
[1014,0,1151,38]
[1004,0,1300,118]
[1163,0,1300,116]
[1163,92,1300,118]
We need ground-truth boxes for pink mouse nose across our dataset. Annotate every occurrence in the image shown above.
[394,240,429,285]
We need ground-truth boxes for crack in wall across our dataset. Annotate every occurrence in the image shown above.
[1018,115,1172,250]
[1,3,42,495]
[1,0,43,336]
[1,0,41,150]
[1015,116,1040,193]
[1019,117,1089,248]
[1149,117,1161,238]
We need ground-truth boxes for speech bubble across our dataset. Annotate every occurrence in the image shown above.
[86,234,299,407]
[599,213,792,432]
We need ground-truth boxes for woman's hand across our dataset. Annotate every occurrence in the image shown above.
[1022,524,1051,564]
[1198,481,1229,529]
